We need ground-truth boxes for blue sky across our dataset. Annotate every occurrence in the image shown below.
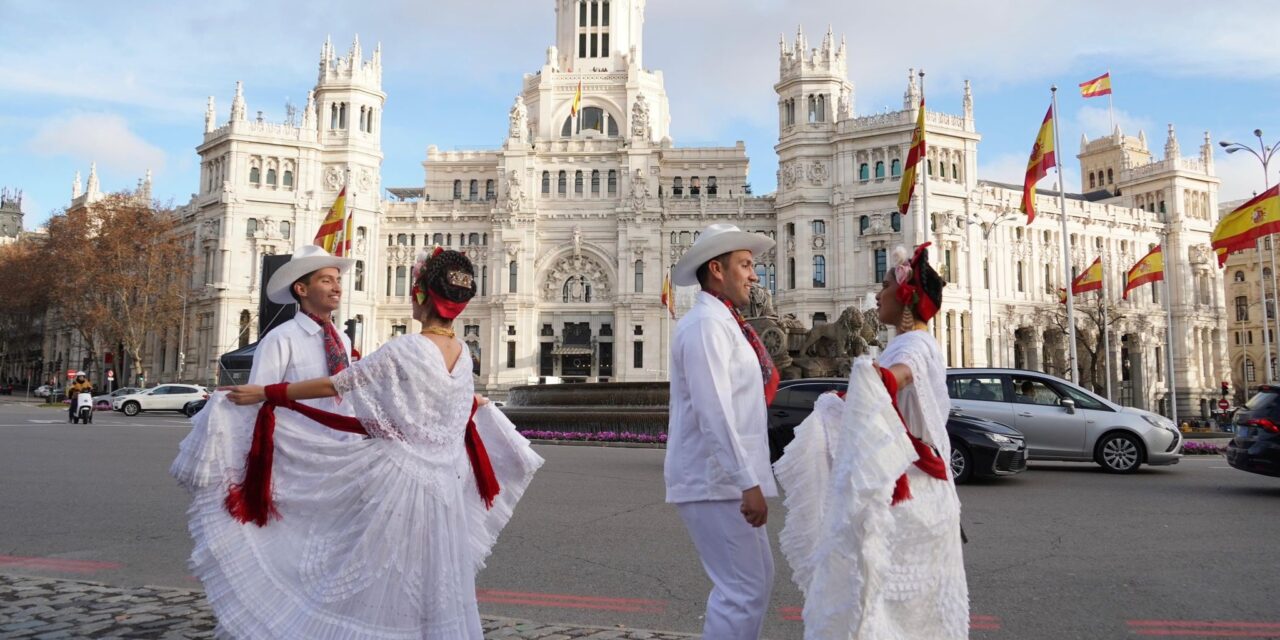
[5,0,1280,228]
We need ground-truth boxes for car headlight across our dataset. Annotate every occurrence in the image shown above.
[984,432,1019,445]
[1141,414,1177,433]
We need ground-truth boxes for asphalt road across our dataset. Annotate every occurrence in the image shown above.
[1,401,1278,639]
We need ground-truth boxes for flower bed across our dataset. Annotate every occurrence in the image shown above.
[519,430,668,445]
[1181,440,1227,455]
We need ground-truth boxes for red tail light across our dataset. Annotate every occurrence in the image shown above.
[1244,418,1280,434]
[202,394,209,399]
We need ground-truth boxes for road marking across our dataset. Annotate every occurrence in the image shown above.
[0,555,123,574]
[477,589,666,614]
[778,607,1001,630]
[1129,619,1280,637]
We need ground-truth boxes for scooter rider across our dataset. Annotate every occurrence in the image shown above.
[66,372,93,420]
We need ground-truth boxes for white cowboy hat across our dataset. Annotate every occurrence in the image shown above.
[265,245,355,304]
[672,223,775,287]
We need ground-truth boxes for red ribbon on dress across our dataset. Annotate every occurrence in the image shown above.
[225,383,499,527]
[835,368,950,506]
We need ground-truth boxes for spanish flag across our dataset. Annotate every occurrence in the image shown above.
[1123,245,1164,299]
[1057,287,1068,304]
[660,272,675,319]
[897,98,926,216]
[1212,185,1280,266]
[1079,72,1113,98]
[571,81,582,118]
[1071,256,1104,294]
[314,186,348,255]
[1020,105,1056,224]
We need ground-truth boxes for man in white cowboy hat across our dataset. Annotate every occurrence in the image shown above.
[249,245,359,439]
[664,223,779,639]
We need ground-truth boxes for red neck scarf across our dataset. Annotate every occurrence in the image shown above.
[225,383,500,527]
[302,311,350,376]
[709,291,780,406]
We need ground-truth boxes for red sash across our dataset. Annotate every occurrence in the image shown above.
[225,383,500,527]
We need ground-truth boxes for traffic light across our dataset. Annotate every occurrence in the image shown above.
[1221,381,1230,397]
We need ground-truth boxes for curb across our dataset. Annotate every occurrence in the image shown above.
[525,438,666,449]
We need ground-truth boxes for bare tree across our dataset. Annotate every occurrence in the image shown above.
[0,237,53,385]
[1049,293,1125,395]
[44,193,191,384]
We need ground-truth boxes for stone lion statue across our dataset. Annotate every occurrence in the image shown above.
[745,284,777,320]
[799,306,861,358]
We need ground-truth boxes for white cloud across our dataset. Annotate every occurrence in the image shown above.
[1075,106,1155,142]
[28,113,166,178]
[1215,145,1273,204]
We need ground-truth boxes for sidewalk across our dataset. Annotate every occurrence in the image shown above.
[0,573,697,640]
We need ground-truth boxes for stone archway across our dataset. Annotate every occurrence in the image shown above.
[541,252,614,303]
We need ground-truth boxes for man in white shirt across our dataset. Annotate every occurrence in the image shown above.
[665,223,778,640]
[250,245,359,439]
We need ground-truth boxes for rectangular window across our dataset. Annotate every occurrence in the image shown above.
[579,1,587,26]
[945,249,955,285]
[602,1,610,26]
[579,33,587,58]
[633,341,643,369]
[539,342,554,376]
[1236,296,1249,322]
[601,32,609,55]
[506,342,516,369]
[874,249,887,284]
[590,33,598,58]
[947,375,1007,402]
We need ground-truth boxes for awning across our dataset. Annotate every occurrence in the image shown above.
[551,346,594,356]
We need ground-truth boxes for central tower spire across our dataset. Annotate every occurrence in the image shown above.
[555,0,645,71]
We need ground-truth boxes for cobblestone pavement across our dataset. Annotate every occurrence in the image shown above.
[0,573,697,639]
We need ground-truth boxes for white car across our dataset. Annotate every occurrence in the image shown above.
[112,384,209,416]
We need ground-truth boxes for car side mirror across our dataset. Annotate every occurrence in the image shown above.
[1061,397,1076,414]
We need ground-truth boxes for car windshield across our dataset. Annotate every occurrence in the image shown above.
[1244,391,1278,412]
[1050,381,1110,411]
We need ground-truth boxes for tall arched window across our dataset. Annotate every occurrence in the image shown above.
[634,260,644,293]
[509,261,518,293]
[707,176,717,196]
[481,266,488,296]
[339,103,347,129]
[246,218,258,237]
[1107,168,1114,184]
[1016,261,1025,292]
[874,161,885,179]
[280,221,291,239]
[558,170,567,195]
[891,212,902,232]
[542,171,551,194]
[815,94,826,122]
[485,179,495,200]
[891,159,901,177]
[1090,173,1096,189]
[807,95,817,123]
[859,163,870,181]
[249,166,261,184]
[574,170,584,194]
[468,179,479,200]
[469,232,480,245]
[813,256,826,288]
[859,215,870,235]
[452,180,462,200]
[282,169,294,188]
[330,103,338,130]
[591,170,601,195]
[354,260,365,291]
[788,257,796,289]
[266,168,277,186]
[394,266,407,297]
[608,169,618,194]
[952,163,959,180]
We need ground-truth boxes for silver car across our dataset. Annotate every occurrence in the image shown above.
[946,368,1182,473]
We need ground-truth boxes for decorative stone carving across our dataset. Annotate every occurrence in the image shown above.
[541,253,613,302]
[324,166,344,191]
[745,284,777,320]
[629,169,650,213]
[808,161,828,185]
[358,167,374,191]
[780,162,797,189]
[631,94,651,140]
[504,169,525,212]
[571,226,583,256]
[508,95,527,141]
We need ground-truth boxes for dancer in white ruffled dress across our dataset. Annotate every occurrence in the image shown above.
[774,243,969,640]
[171,249,544,640]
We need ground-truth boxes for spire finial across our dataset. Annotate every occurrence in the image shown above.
[231,81,246,121]
[86,162,100,196]
[73,171,82,199]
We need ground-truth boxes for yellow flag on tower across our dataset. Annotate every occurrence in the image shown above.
[896,99,926,216]
[571,81,583,117]
[314,186,348,255]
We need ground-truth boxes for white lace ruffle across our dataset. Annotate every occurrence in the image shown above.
[774,356,969,640]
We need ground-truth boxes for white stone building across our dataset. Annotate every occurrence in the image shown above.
[46,0,1231,418]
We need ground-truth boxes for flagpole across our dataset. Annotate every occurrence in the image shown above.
[1101,289,1113,401]
[1052,86,1080,383]
[919,70,929,248]
[1163,237,1179,425]
[1106,69,1116,133]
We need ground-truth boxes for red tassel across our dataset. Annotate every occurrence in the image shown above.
[464,398,501,510]
[891,474,913,505]
[224,383,290,527]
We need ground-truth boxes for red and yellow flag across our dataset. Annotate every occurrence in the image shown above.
[1020,105,1056,225]
[1079,72,1113,98]
[1123,245,1164,300]
[1071,256,1103,295]
[571,81,583,117]
[897,98,926,216]
[1057,287,1068,305]
[1212,185,1280,266]
[314,186,348,255]
[660,273,675,319]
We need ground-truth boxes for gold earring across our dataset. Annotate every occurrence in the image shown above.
[899,305,915,333]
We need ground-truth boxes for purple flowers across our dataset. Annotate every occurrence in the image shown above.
[1180,440,1227,455]
[519,430,668,444]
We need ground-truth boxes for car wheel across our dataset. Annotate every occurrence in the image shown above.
[1096,432,1143,474]
[122,402,141,417]
[950,439,973,484]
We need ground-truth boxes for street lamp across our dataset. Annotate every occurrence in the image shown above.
[961,207,1020,367]
[1219,130,1280,384]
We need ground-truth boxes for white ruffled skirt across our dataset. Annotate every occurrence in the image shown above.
[171,396,543,640]
[774,357,969,640]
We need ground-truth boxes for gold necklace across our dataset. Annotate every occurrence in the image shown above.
[421,326,456,338]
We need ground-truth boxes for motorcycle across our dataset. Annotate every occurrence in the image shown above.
[70,391,94,424]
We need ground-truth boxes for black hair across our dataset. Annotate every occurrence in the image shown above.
[912,246,945,311]
[695,252,732,289]
[289,270,322,305]
[417,249,477,304]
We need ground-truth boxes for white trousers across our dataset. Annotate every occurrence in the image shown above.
[677,500,775,640]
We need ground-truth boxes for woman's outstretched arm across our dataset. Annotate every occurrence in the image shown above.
[222,377,337,405]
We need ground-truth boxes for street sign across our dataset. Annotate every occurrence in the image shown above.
[1218,399,1230,411]
[106,370,115,380]
[66,369,75,380]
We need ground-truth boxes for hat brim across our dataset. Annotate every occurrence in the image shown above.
[266,256,355,304]
[672,232,775,287]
